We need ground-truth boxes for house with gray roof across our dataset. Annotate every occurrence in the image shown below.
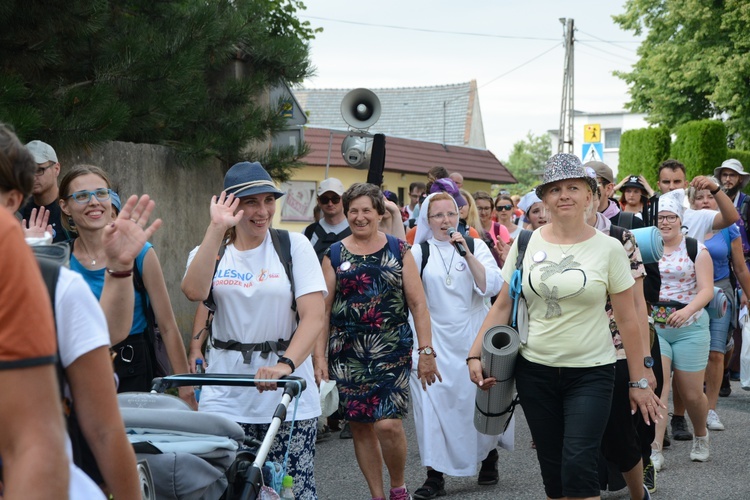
[293,80,486,148]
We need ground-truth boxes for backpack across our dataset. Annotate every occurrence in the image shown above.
[616,210,635,230]
[419,237,475,277]
[329,234,403,270]
[303,222,351,263]
[34,254,104,485]
[202,229,297,358]
[133,261,171,378]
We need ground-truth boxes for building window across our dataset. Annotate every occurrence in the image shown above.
[604,129,621,149]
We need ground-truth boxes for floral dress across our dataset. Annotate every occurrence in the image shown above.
[327,238,412,422]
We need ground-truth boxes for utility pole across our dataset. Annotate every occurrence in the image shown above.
[558,18,575,154]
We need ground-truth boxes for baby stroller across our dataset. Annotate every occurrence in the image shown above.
[119,374,306,500]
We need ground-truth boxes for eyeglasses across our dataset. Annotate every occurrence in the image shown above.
[319,195,341,205]
[428,211,458,220]
[477,206,493,212]
[495,204,513,211]
[657,214,679,223]
[35,164,56,176]
[67,188,112,204]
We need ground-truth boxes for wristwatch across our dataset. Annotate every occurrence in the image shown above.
[418,346,436,357]
[644,356,655,368]
[628,378,649,389]
[710,185,722,195]
[277,356,296,373]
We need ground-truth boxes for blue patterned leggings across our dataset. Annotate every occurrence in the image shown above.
[239,417,317,500]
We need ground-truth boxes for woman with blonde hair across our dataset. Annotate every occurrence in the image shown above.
[469,153,662,499]
[460,189,484,237]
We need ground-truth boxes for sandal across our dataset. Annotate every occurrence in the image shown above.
[413,475,446,499]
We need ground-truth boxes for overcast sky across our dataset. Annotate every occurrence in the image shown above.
[298,1,644,160]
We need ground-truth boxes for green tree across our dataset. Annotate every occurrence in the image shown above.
[0,0,319,177]
[500,132,551,195]
[613,0,750,148]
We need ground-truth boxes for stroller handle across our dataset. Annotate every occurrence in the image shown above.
[151,373,307,398]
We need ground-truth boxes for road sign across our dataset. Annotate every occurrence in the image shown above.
[584,124,601,143]
[582,143,604,163]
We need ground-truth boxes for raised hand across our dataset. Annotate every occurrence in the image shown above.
[22,207,53,239]
[210,191,243,231]
[103,194,162,269]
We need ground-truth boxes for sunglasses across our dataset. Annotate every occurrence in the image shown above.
[67,188,112,204]
[495,204,514,211]
[319,195,341,205]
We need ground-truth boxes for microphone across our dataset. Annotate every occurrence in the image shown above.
[447,227,467,257]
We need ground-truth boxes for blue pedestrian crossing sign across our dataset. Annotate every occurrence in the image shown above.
[582,143,604,163]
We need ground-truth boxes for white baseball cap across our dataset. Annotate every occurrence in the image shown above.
[318,178,345,196]
[25,140,58,164]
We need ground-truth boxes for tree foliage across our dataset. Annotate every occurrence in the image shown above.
[618,127,671,188]
[0,0,319,175]
[671,120,727,179]
[499,132,551,195]
[613,0,750,148]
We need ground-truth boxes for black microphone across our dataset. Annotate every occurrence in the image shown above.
[447,227,466,257]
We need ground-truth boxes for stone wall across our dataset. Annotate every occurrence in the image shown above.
[62,141,224,341]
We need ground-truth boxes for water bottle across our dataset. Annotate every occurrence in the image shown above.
[194,359,204,402]
[279,475,295,499]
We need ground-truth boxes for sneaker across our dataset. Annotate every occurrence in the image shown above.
[643,459,656,494]
[671,414,692,441]
[340,422,353,439]
[643,484,652,500]
[706,409,725,431]
[650,448,664,472]
[389,486,412,500]
[690,434,710,462]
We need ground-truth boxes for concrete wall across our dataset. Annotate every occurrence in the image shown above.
[61,141,224,340]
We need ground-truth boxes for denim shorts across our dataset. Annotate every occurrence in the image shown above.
[657,313,710,371]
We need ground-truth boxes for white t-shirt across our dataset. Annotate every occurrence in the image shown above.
[56,268,110,500]
[186,231,327,424]
[682,208,717,242]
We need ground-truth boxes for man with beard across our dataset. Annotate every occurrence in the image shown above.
[713,159,750,387]
[714,159,750,265]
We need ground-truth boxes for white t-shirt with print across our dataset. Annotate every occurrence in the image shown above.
[186,231,326,424]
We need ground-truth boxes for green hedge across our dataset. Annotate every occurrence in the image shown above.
[617,127,671,188]
[671,120,728,179]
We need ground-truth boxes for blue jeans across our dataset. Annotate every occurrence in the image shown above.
[516,356,615,499]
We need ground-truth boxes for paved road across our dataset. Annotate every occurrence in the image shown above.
[314,380,750,499]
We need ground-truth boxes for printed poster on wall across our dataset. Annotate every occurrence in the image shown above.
[280,180,316,222]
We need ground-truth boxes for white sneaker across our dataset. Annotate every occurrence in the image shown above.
[690,434,710,462]
[650,448,664,472]
[706,409,725,431]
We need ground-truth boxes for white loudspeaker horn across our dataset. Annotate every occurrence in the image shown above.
[341,88,381,130]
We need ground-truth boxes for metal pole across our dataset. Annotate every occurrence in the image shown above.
[557,18,575,154]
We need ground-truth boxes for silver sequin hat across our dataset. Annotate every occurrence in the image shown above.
[536,153,598,199]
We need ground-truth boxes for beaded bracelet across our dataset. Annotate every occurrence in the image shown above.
[466,356,481,364]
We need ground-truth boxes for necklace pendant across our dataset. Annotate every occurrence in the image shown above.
[91,259,96,265]
[446,275,452,286]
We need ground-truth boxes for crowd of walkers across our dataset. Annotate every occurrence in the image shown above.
[2,120,750,500]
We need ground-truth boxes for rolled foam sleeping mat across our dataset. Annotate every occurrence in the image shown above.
[474,325,521,435]
[707,286,728,319]
[630,226,664,264]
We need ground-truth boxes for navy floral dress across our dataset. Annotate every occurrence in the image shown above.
[327,238,412,422]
